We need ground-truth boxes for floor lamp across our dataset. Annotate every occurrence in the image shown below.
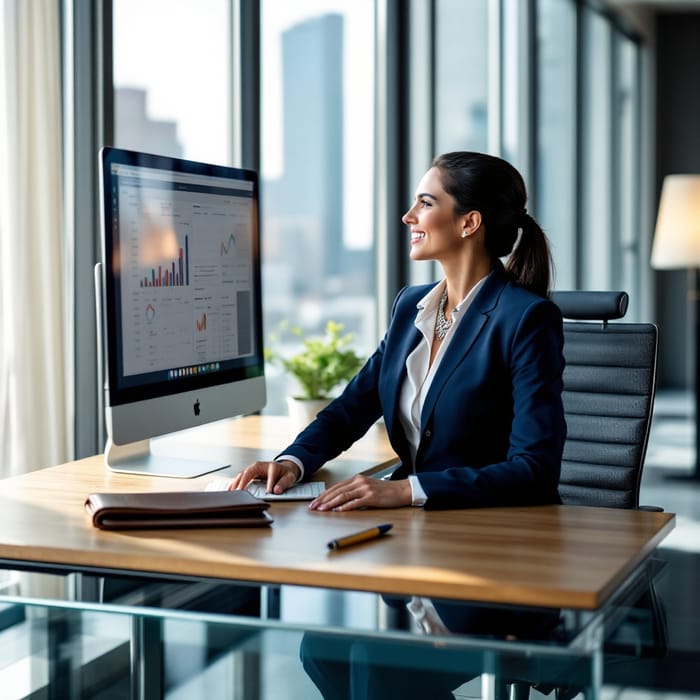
[650,174,700,480]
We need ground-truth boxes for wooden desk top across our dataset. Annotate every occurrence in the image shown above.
[0,416,674,610]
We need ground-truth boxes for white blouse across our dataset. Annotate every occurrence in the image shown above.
[398,276,488,505]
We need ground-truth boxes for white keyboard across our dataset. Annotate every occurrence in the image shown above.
[205,477,235,492]
[205,477,325,501]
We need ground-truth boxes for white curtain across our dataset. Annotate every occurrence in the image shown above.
[0,0,70,477]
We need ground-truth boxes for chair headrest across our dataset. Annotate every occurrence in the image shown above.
[549,291,629,321]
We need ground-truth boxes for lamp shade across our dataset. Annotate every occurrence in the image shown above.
[651,174,700,269]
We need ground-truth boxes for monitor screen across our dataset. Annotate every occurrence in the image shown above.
[99,147,266,477]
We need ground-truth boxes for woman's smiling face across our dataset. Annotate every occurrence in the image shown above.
[402,167,463,262]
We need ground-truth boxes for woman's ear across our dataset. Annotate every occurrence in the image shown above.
[460,210,482,238]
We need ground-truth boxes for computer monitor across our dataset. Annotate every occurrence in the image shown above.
[98,147,266,477]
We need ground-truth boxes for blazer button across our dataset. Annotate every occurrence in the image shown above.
[425,430,432,438]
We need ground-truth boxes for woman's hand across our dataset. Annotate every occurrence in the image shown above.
[228,459,301,495]
[309,474,412,511]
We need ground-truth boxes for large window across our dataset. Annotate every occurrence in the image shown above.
[614,33,642,319]
[501,0,527,169]
[260,0,376,413]
[535,0,577,289]
[434,0,489,154]
[112,0,231,163]
[111,0,377,415]
[580,6,614,291]
[0,1,8,471]
[92,0,649,441]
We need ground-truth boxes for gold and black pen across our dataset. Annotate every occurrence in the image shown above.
[327,523,393,550]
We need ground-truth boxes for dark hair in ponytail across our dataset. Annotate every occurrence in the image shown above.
[432,151,553,297]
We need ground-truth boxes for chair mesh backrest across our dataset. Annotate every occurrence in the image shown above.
[558,321,658,508]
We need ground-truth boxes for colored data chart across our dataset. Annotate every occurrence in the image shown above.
[195,312,207,332]
[140,235,190,287]
[220,233,236,256]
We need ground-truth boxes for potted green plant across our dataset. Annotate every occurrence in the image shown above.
[266,320,365,428]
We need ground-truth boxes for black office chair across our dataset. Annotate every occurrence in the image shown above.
[499,290,667,700]
[553,290,658,510]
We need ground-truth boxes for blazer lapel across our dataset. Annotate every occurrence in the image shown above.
[419,267,507,432]
[382,320,421,438]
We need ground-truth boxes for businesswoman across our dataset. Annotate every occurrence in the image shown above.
[231,151,566,512]
[231,151,567,699]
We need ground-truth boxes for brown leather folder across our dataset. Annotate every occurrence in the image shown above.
[85,490,273,530]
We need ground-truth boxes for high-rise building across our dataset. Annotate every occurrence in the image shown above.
[264,14,344,295]
[114,87,182,157]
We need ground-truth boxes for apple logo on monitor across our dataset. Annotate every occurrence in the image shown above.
[194,399,201,416]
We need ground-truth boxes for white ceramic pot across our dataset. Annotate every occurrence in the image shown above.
[286,396,331,432]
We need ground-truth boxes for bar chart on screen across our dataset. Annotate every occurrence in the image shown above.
[139,236,190,287]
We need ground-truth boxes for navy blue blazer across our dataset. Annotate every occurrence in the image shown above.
[280,263,566,509]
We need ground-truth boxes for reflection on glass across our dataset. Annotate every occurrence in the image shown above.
[434,0,489,154]
[261,0,376,414]
[535,0,576,289]
[0,598,611,699]
[112,0,230,163]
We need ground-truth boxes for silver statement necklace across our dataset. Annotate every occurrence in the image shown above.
[435,289,453,340]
